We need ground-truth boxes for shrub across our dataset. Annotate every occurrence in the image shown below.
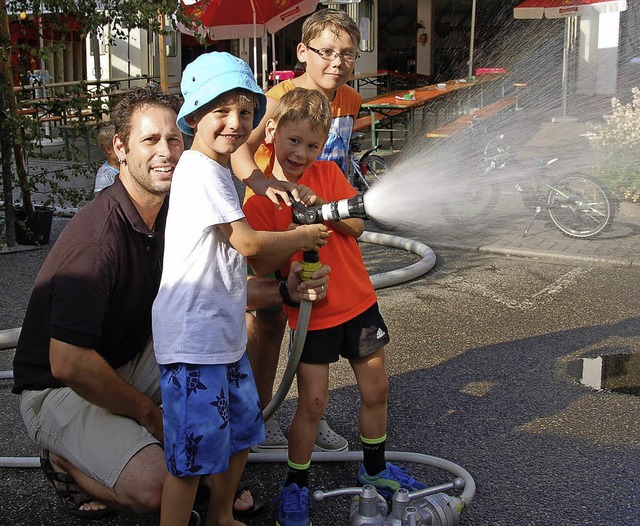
[588,88,640,203]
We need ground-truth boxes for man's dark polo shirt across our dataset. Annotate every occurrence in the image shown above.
[12,178,167,393]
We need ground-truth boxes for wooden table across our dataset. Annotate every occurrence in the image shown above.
[360,79,480,149]
[20,94,101,159]
[21,97,68,138]
[382,71,431,91]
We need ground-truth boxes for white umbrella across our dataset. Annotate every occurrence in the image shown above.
[513,0,628,119]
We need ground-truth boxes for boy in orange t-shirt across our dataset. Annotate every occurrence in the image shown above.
[233,8,362,454]
[243,88,425,526]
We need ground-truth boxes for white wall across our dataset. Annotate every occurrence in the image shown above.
[416,0,432,77]
[86,23,181,93]
[352,0,379,99]
[577,12,621,95]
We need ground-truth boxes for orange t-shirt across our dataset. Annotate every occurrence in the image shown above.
[243,161,376,331]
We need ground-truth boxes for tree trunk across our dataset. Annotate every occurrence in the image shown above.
[0,85,16,247]
[0,0,33,220]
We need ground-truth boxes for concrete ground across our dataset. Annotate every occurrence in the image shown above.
[2,228,640,526]
[1,99,639,525]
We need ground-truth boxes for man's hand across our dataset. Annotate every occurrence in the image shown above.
[49,339,163,443]
[137,402,164,444]
[287,261,331,303]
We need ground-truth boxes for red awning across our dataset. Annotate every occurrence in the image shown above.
[514,0,627,19]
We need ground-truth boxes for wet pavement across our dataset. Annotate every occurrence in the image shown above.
[1,103,640,525]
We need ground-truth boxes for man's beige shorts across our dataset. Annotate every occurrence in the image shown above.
[19,340,162,489]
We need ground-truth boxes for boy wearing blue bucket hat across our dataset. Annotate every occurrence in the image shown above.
[152,52,331,526]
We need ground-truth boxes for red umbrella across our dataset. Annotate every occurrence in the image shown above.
[181,0,320,40]
[179,0,319,87]
[514,0,627,19]
[513,0,627,119]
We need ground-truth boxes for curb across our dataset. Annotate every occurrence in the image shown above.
[428,241,636,268]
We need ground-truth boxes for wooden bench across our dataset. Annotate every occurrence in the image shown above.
[17,107,37,117]
[354,109,409,150]
[38,115,63,125]
[353,112,387,133]
[426,94,520,139]
[34,115,65,147]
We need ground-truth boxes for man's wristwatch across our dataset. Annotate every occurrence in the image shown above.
[279,280,300,308]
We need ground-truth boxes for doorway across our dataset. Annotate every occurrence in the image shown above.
[378,0,418,74]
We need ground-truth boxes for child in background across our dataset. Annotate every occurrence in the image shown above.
[243,88,426,526]
[232,7,362,455]
[93,125,119,194]
[151,53,330,526]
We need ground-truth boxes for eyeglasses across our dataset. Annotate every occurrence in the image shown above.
[306,45,361,65]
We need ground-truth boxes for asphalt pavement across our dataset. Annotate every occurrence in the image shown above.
[1,103,640,525]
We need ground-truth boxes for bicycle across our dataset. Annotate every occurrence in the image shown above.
[442,127,618,239]
[348,132,389,190]
[347,132,393,230]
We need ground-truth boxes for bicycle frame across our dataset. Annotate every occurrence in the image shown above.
[349,146,382,190]
[348,132,381,190]
[482,138,615,238]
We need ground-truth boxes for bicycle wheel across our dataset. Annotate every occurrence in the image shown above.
[359,154,389,190]
[441,178,501,225]
[546,174,616,239]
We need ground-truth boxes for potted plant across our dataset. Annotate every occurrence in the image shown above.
[0,68,94,247]
[1,0,195,249]
[0,5,61,247]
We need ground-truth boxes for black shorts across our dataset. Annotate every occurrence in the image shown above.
[292,303,390,364]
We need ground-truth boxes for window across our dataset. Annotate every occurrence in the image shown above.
[358,0,374,53]
[322,0,375,53]
[165,30,178,58]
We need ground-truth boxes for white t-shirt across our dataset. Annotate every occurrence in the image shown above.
[152,150,247,365]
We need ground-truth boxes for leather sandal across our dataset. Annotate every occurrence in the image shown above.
[40,449,114,520]
[233,485,265,519]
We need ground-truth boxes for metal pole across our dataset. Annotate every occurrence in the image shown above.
[271,32,276,87]
[250,0,258,82]
[561,17,571,118]
[262,31,268,90]
[468,0,477,78]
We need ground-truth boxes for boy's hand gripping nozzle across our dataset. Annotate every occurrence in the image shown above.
[290,192,369,280]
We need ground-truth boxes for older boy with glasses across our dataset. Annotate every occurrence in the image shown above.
[232,7,363,457]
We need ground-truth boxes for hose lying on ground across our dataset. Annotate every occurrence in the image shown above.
[0,231,437,469]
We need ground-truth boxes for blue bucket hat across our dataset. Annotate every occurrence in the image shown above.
[177,52,267,136]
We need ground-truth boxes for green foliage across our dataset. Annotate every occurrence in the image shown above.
[6,0,192,39]
[1,1,195,247]
[588,88,640,203]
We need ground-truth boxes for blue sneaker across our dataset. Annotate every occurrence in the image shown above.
[274,483,312,526]
[356,462,427,498]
